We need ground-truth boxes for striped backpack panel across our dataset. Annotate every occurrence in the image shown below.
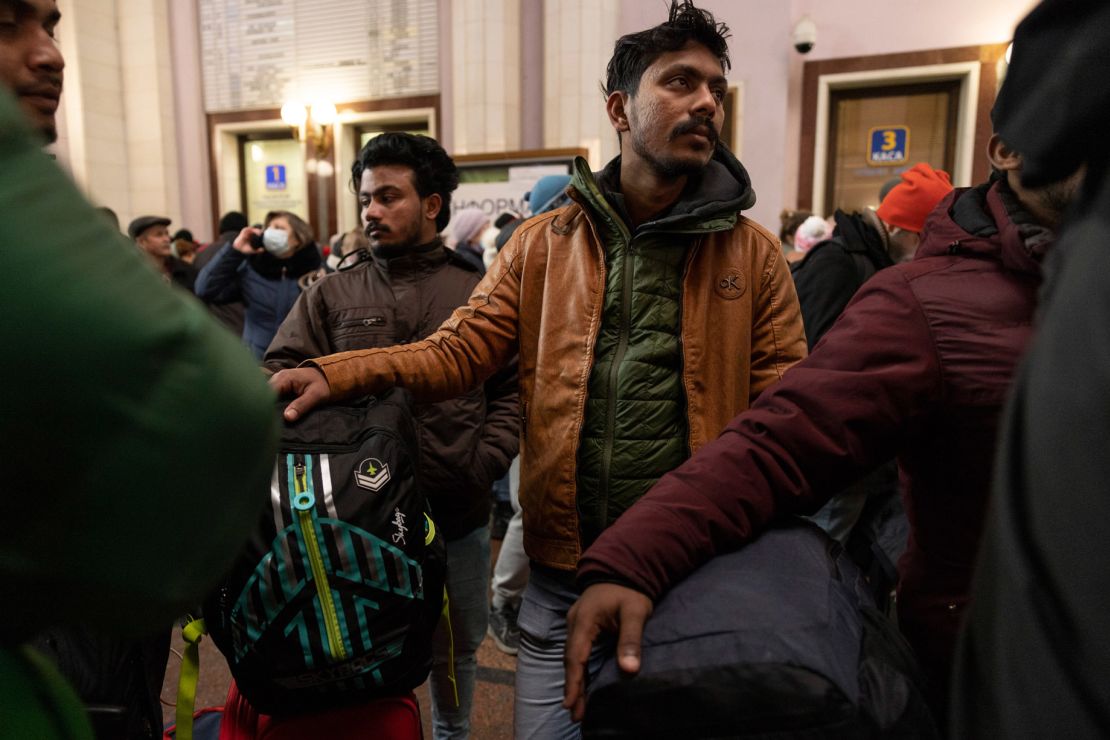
[205,389,446,716]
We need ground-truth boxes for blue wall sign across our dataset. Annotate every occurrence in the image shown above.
[867,126,909,166]
[265,164,287,190]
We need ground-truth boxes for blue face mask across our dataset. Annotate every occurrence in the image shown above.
[262,227,291,257]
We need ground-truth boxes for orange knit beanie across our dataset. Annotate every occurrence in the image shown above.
[876,163,953,233]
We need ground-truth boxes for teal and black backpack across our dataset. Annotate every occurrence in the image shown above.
[203,388,448,716]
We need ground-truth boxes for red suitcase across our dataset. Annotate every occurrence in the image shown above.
[219,681,422,740]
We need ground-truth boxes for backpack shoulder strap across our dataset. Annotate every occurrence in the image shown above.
[174,616,207,740]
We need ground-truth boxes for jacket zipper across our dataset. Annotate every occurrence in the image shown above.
[291,453,347,662]
[334,316,386,329]
[678,240,699,456]
[598,235,634,529]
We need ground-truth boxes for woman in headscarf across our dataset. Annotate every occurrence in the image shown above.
[450,207,490,275]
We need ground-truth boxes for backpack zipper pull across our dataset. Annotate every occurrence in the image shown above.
[294,457,307,491]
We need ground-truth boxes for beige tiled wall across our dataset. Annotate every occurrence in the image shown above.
[451,0,522,154]
[54,0,181,232]
[543,0,620,168]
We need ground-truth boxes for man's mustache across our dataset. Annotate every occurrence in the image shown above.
[17,75,63,99]
[363,222,390,238]
[671,117,718,144]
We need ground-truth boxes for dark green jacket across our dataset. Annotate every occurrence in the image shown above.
[572,150,758,544]
[0,88,280,738]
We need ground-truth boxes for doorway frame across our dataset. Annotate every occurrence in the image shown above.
[207,95,440,241]
[798,44,1009,213]
[818,70,972,215]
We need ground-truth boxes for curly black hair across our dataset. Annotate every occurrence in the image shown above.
[351,133,460,232]
[604,0,731,98]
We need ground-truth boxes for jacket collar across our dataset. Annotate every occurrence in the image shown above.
[566,144,756,237]
[915,178,1052,278]
[368,237,472,276]
[829,209,895,270]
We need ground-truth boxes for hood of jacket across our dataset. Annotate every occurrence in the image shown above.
[830,208,895,270]
[916,178,1052,277]
[568,144,756,235]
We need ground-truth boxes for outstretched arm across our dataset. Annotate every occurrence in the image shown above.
[269,234,525,418]
[578,270,940,598]
[563,269,942,708]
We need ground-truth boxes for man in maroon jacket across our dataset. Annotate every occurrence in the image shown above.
[563,122,1084,720]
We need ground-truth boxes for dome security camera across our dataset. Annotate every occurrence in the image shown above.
[793,17,817,54]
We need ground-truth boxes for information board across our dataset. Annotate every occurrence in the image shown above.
[199,0,439,112]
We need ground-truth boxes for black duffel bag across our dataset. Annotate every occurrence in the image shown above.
[583,521,937,739]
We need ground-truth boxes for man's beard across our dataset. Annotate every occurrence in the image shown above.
[628,118,718,180]
[1039,176,1082,224]
[40,121,58,144]
[18,74,63,144]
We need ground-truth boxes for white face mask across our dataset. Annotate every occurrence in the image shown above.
[262,227,291,257]
[479,225,501,251]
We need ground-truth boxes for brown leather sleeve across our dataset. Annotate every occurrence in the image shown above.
[748,242,808,403]
[310,237,524,403]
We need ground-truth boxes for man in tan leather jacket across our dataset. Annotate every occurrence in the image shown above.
[273,2,806,735]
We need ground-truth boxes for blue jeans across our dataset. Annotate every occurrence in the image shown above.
[807,487,868,544]
[429,524,491,740]
[491,457,528,610]
[514,566,611,740]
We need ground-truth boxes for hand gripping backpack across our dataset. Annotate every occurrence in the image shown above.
[203,389,448,717]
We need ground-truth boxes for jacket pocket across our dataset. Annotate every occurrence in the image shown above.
[329,312,393,351]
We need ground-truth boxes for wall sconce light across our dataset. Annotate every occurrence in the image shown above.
[280,99,336,157]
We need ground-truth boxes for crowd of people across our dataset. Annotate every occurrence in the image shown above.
[3,0,1109,738]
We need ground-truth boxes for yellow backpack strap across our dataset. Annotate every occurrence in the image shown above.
[175,616,207,740]
[441,587,459,708]
[426,514,458,708]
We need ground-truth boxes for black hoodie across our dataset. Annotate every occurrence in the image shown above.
[790,209,894,349]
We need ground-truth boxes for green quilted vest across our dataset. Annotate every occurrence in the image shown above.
[571,152,755,545]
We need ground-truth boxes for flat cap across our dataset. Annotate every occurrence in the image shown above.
[128,215,171,240]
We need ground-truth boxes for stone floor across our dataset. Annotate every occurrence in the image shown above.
[161,538,516,739]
